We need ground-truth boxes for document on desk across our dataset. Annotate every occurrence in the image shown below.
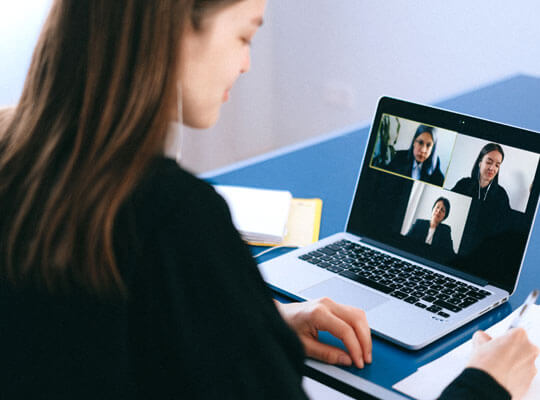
[393,304,540,400]
[213,185,292,244]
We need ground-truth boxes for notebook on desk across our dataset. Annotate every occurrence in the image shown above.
[259,96,540,350]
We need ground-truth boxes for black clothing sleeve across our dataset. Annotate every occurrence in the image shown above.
[115,158,308,399]
[439,368,510,400]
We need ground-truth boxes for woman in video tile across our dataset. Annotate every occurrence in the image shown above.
[451,143,511,259]
[387,124,445,185]
[451,143,510,209]
[406,197,455,256]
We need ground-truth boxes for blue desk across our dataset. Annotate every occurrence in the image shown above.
[205,75,540,399]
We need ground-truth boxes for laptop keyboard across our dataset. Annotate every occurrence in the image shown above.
[298,239,492,319]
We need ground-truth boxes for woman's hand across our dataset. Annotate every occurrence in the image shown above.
[275,298,372,369]
[467,328,539,399]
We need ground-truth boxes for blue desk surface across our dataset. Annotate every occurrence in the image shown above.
[206,75,540,398]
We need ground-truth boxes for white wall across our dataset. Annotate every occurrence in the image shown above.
[2,1,540,173]
[266,0,540,164]
[0,0,52,106]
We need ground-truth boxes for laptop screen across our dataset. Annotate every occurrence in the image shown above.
[347,97,540,293]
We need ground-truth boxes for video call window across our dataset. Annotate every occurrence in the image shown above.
[368,113,540,267]
[370,114,457,187]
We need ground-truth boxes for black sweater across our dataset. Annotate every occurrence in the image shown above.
[0,157,509,399]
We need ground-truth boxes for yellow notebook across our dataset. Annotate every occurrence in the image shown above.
[249,198,322,247]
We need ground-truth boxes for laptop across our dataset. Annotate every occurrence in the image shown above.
[259,96,540,350]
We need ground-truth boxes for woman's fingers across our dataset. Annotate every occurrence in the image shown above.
[328,301,372,363]
[275,298,372,369]
[310,298,369,368]
[302,335,353,366]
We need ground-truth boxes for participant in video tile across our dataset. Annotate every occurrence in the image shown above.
[406,197,455,256]
[451,143,511,259]
[387,125,444,185]
[451,143,510,210]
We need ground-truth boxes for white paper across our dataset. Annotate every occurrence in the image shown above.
[393,304,540,400]
[214,185,292,244]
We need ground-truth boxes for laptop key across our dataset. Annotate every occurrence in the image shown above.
[426,305,442,313]
[318,262,332,269]
[447,297,462,305]
[433,299,462,313]
[438,311,450,318]
[404,296,418,304]
[462,296,479,304]
[414,302,427,309]
[461,298,479,308]
[390,291,408,299]
[327,266,345,273]
[319,248,337,256]
[467,291,487,299]
[339,270,394,294]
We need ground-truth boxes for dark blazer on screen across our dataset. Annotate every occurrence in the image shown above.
[406,219,455,255]
[386,150,444,186]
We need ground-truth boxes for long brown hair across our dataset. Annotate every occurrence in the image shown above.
[0,0,239,297]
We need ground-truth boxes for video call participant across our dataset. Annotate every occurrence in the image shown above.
[451,143,511,257]
[406,197,455,257]
[451,143,510,209]
[387,124,445,185]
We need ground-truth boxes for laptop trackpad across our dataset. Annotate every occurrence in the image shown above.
[300,278,389,311]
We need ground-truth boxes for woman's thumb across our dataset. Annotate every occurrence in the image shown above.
[472,330,491,347]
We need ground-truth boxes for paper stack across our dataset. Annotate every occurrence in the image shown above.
[214,185,293,245]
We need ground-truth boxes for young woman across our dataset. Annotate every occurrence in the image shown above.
[452,143,510,207]
[0,1,537,399]
[387,124,445,186]
[451,143,511,257]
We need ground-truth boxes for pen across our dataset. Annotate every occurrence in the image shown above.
[508,289,539,330]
